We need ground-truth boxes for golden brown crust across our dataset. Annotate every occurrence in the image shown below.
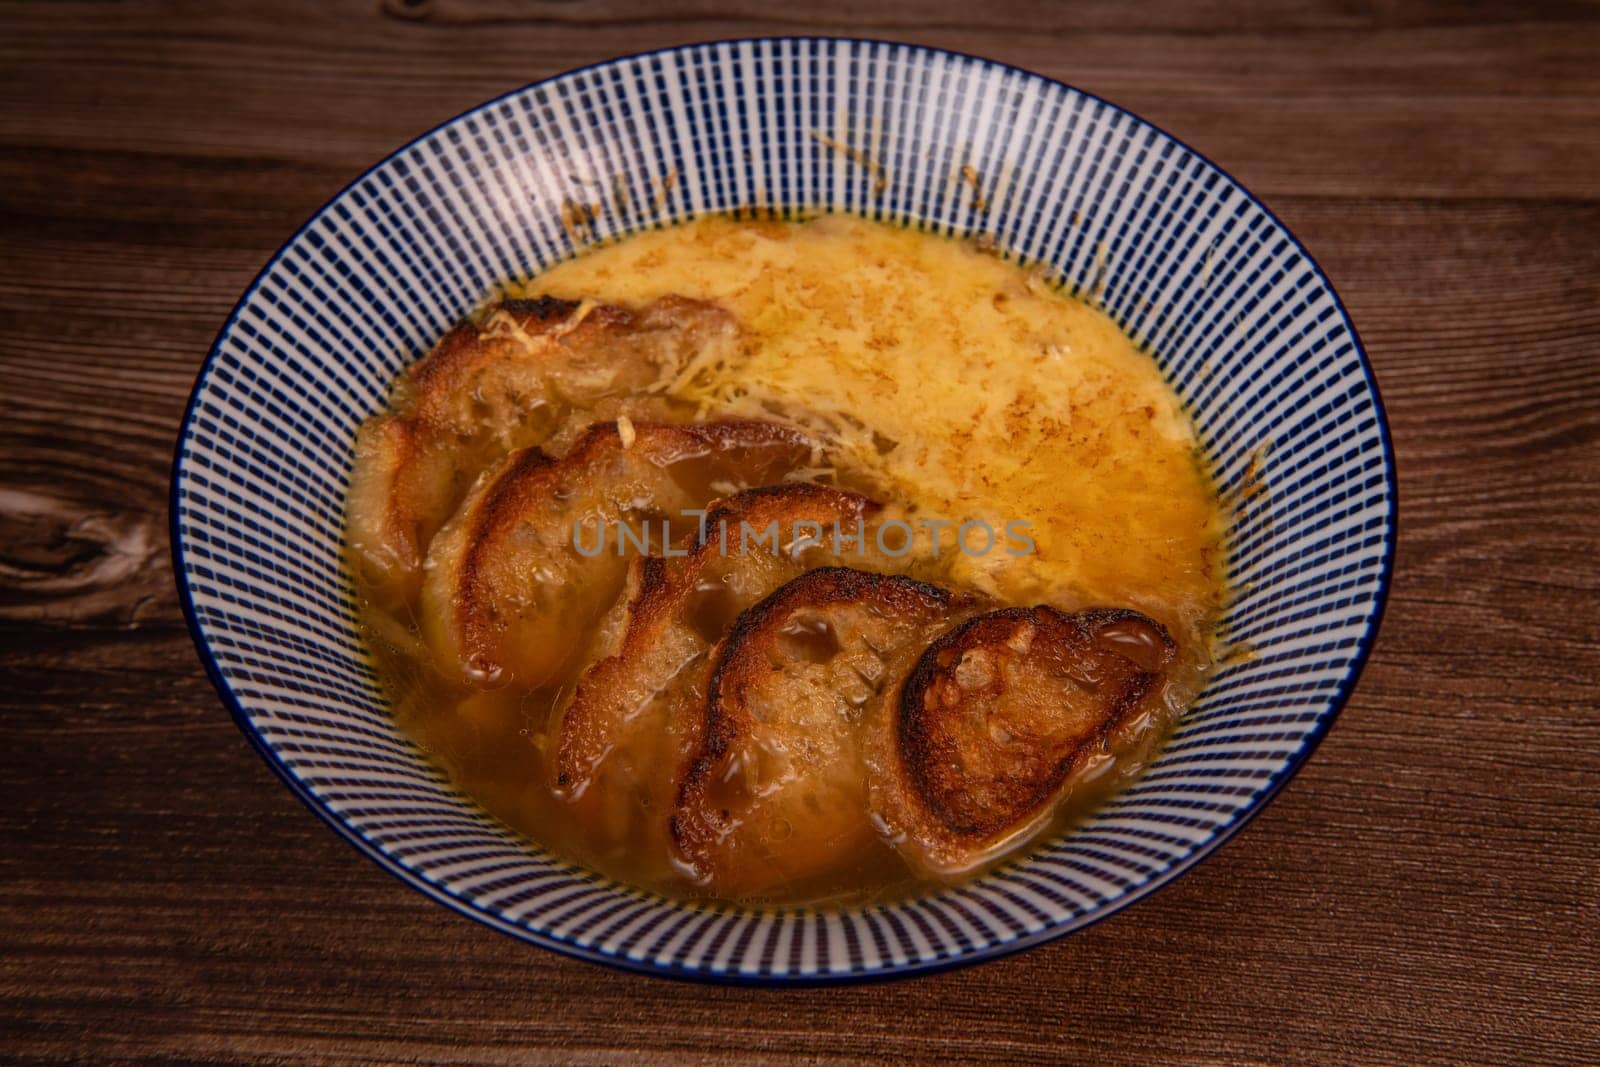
[671,567,976,896]
[404,297,583,406]
[419,417,816,689]
[574,482,881,677]
[693,568,964,784]
[549,487,888,863]
[875,606,1176,877]
[346,295,738,610]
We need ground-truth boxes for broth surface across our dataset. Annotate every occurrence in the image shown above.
[351,213,1228,908]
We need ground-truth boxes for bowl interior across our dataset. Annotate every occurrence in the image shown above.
[173,37,1394,981]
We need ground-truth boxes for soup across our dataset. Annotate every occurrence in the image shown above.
[346,213,1227,908]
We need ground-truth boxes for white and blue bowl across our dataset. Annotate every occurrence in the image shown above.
[172,38,1395,982]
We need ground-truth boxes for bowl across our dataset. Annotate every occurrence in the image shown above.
[172,37,1396,982]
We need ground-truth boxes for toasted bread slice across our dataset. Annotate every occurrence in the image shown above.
[672,567,978,897]
[347,295,736,611]
[419,419,814,688]
[871,606,1176,878]
[550,486,893,866]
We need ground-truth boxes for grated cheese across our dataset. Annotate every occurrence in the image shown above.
[514,214,1226,635]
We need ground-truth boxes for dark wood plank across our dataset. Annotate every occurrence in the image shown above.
[2,1,1597,1063]
[2,2,1598,200]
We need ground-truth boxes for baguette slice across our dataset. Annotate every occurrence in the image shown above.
[420,419,814,688]
[347,295,735,611]
[550,487,894,868]
[672,567,979,897]
[871,606,1176,878]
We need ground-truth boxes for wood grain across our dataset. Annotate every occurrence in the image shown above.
[2,2,1597,1063]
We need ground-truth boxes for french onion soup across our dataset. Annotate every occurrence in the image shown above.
[346,214,1227,907]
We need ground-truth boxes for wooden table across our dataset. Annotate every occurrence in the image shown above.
[4,2,1596,1063]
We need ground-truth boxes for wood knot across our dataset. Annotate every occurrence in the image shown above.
[380,0,433,21]
[0,488,167,628]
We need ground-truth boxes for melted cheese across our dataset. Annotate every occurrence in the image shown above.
[517,214,1225,644]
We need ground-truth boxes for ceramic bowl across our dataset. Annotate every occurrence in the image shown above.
[173,37,1396,982]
